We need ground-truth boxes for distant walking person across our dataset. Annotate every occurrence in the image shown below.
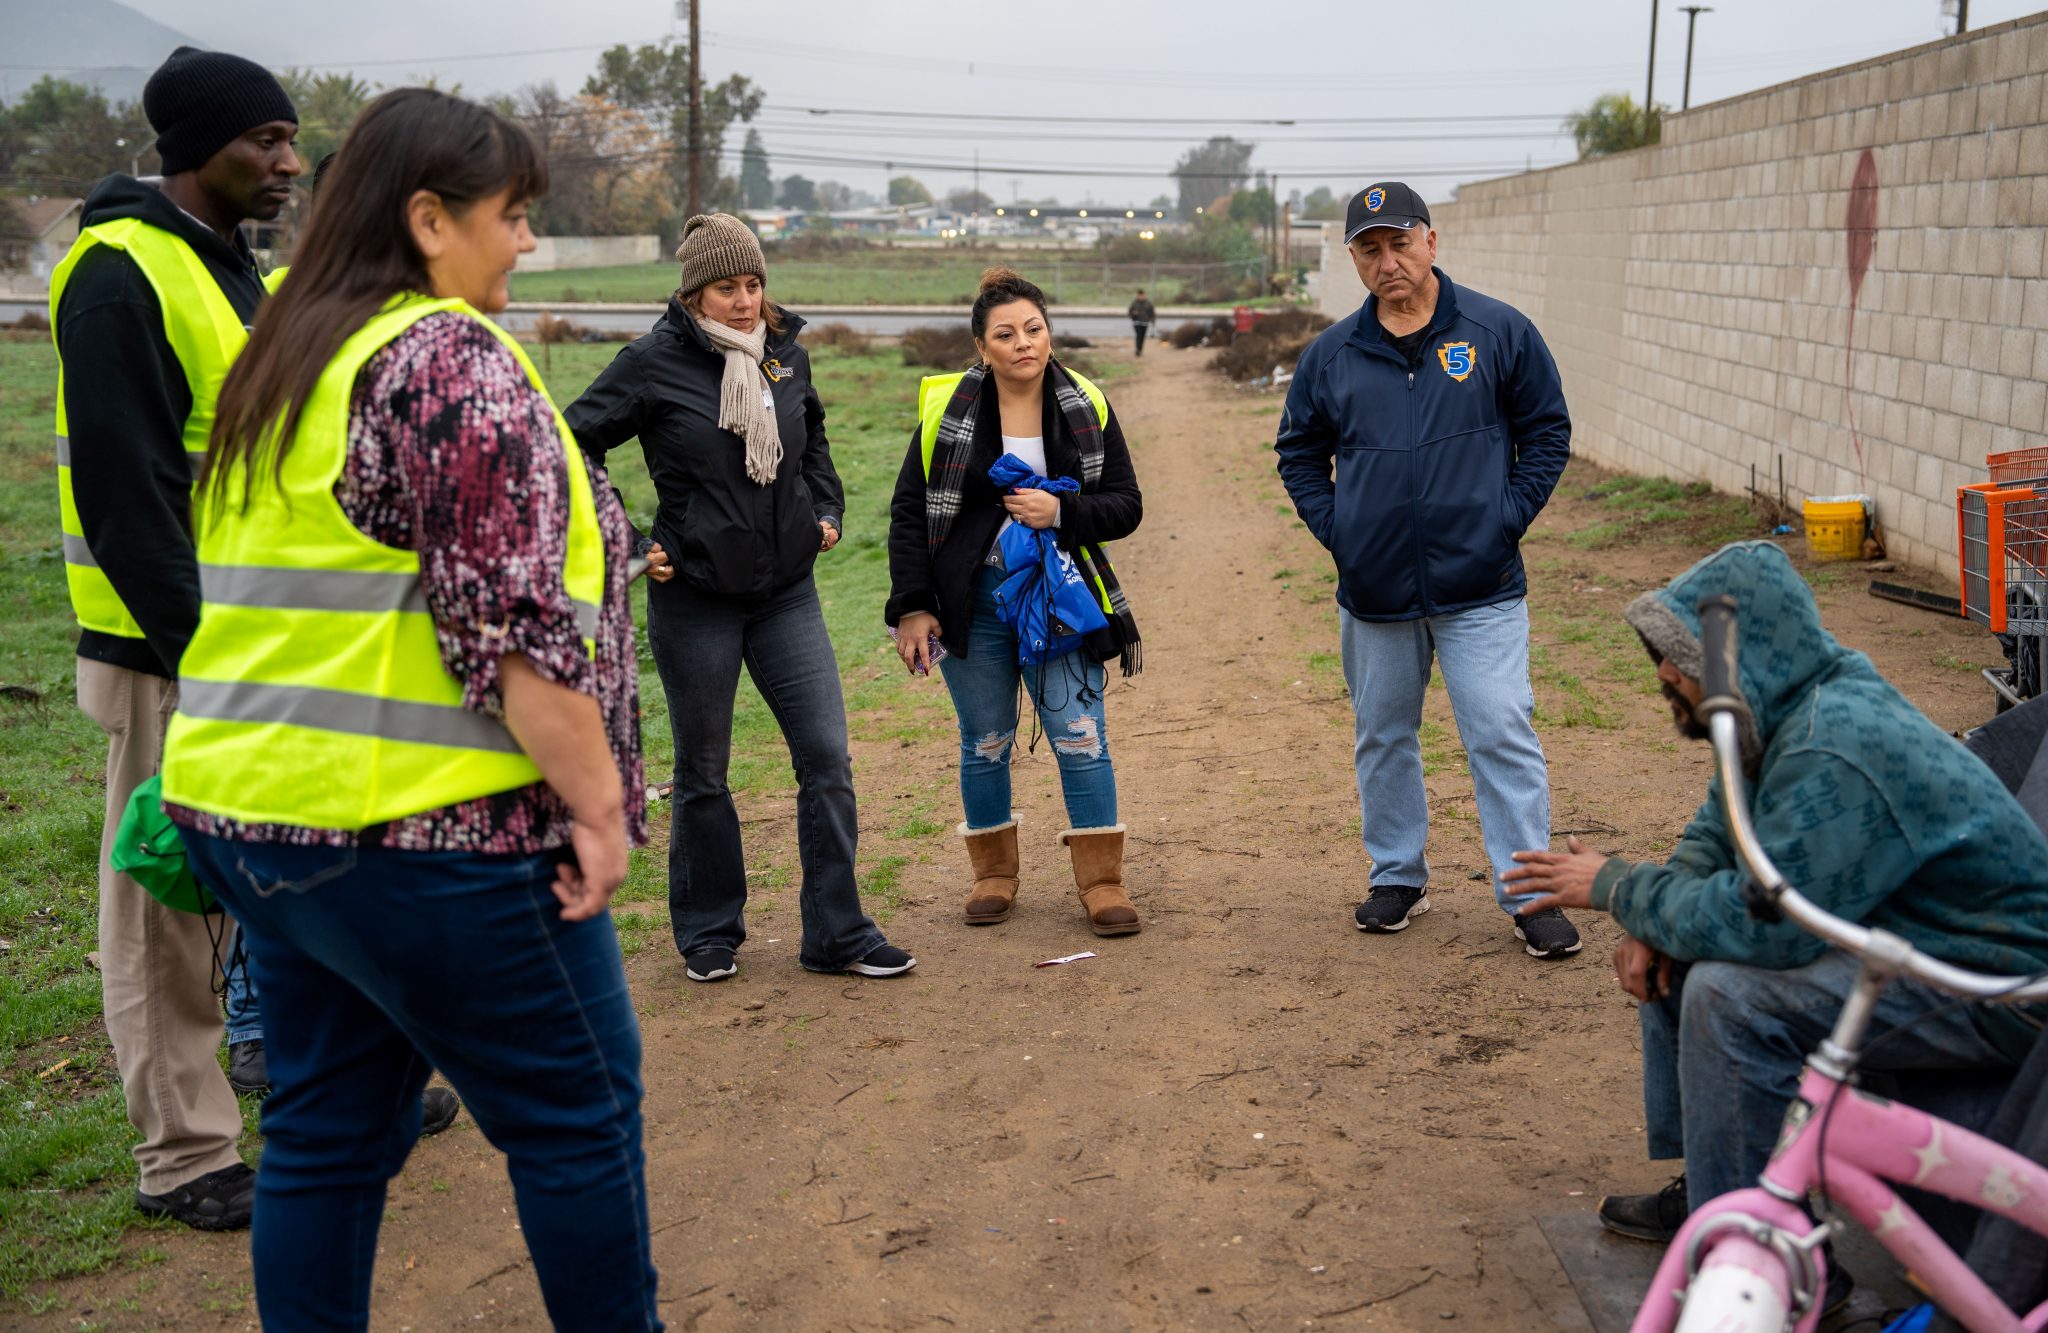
[888,267,1146,936]
[162,89,660,1328]
[48,44,301,1231]
[1127,288,1156,356]
[1273,181,1576,959]
[567,214,915,985]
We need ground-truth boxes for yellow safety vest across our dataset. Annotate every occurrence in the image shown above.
[915,369,1118,617]
[48,220,250,640]
[161,294,608,830]
[263,266,288,294]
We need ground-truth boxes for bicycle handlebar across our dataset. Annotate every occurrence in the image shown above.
[1695,597,2048,1005]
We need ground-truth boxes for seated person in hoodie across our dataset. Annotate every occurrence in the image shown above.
[1504,541,2048,1301]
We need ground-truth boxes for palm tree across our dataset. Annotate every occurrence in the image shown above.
[1564,93,1663,158]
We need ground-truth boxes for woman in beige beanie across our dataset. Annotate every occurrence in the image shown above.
[566,214,915,984]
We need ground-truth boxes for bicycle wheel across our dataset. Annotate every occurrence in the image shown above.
[1670,1231,1808,1333]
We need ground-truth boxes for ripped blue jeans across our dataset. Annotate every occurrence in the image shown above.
[940,563,1118,830]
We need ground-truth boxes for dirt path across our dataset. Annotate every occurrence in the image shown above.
[23,347,2003,1331]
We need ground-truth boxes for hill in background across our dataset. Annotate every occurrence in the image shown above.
[0,0,200,105]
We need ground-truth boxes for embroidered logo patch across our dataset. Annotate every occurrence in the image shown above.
[1364,187,1386,213]
[1437,341,1476,382]
[762,357,792,382]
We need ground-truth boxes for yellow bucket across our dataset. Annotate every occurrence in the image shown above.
[1803,495,1869,561]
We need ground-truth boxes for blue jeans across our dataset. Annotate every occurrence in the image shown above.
[940,564,1118,830]
[181,832,661,1332]
[1638,952,2016,1211]
[223,921,261,1047]
[647,573,883,969]
[1339,598,1549,911]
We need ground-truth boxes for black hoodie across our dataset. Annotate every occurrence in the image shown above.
[56,174,269,678]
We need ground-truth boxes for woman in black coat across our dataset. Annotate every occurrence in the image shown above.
[886,267,1144,937]
[567,214,914,984]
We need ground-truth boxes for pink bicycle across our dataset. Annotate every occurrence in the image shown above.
[1632,594,2048,1333]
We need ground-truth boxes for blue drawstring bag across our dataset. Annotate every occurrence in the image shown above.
[987,453,1107,666]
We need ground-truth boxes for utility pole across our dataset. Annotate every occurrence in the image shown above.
[685,0,703,219]
[1645,0,1660,125]
[1680,6,1712,111]
[1942,0,1969,35]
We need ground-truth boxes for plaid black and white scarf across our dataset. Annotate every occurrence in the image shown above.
[926,359,1143,675]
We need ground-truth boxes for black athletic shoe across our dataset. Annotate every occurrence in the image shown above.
[842,944,917,978]
[685,947,738,982]
[1820,1257,1854,1318]
[227,1039,269,1095]
[136,1162,256,1231]
[1597,1175,1688,1243]
[420,1086,461,1137]
[1515,907,1584,959]
[1354,885,1430,932]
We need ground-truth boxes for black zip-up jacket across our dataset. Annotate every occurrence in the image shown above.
[56,174,268,678]
[885,371,1142,661]
[566,301,844,602]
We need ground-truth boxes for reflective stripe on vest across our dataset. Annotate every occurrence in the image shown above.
[160,294,607,830]
[49,220,250,639]
[914,368,1117,616]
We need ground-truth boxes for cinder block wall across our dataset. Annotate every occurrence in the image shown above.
[1319,13,2048,575]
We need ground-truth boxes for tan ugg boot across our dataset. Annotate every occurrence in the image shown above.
[961,819,1020,924]
[1058,825,1140,937]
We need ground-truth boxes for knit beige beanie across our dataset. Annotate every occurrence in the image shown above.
[676,213,767,296]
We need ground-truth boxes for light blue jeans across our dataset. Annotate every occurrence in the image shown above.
[941,564,1118,830]
[224,922,262,1047]
[1339,597,1550,911]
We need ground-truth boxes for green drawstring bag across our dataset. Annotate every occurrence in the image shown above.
[110,773,214,915]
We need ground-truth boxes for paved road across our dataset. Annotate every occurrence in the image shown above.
[0,298,1218,343]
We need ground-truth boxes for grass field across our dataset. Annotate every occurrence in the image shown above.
[0,333,1114,1305]
[509,250,1257,308]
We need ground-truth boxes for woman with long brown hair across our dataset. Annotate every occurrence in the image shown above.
[159,88,660,1329]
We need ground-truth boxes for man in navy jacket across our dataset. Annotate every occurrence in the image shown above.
[1275,181,1576,958]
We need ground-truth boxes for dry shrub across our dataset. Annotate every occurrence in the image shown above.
[533,312,595,344]
[1213,308,1332,383]
[1167,321,1210,349]
[10,310,51,332]
[900,323,978,369]
[1051,332,1092,350]
[807,321,871,353]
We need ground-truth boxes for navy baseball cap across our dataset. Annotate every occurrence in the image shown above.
[1343,181,1431,243]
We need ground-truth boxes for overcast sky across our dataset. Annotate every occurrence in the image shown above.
[106,0,2048,208]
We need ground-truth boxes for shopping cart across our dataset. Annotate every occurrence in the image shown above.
[1958,447,2048,710]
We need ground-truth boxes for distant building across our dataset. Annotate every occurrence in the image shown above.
[2,196,84,284]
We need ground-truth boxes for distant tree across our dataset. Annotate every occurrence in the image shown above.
[815,179,852,211]
[585,42,762,220]
[847,187,879,209]
[739,128,773,209]
[1299,185,1343,221]
[777,174,817,210]
[944,187,994,214]
[275,70,372,176]
[887,175,932,206]
[1227,186,1274,226]
[1171,136,1254,220]
[1149,194,1174,212]
[1565,93,1662,158]
[513,83,669,236]
[0,77,154,194]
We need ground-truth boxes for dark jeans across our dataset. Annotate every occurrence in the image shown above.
[647,573,883,969]
[1132,322,1149,356]
[181,831,660,1332]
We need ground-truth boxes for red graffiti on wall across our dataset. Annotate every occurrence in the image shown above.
[1844,147,1879,479]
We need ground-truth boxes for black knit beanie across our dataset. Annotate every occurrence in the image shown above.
[144,46,298,175]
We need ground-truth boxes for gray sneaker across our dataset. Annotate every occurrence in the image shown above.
[1354,885,1430,932]
[1514,908,1583,959]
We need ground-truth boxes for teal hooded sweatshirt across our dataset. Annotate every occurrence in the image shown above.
[1589,541,2048,1061]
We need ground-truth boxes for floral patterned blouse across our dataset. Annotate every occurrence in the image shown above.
[169,312,647,853]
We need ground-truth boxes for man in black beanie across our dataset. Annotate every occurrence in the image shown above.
[48,45,299,1232]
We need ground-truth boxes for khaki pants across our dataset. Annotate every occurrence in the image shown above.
[77,656,243,1194]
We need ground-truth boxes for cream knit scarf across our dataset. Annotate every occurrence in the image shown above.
[694,314,782,485]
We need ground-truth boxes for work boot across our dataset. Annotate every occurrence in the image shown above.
[961,819,1020,924]
[1058,825,1139,937]
[1597,1174,1688,1243]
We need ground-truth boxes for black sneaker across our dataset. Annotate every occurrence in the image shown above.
[1515,907,1584,959]
[227,1039,269,1095]
[685,947,738,982]
[1820,1257,1854,1318]
[1597,1175,1688,1243]
[843,944,917,977]
[136,1162,256,1231]
[420,1086,461,1137]
[1354,886,1430,932]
